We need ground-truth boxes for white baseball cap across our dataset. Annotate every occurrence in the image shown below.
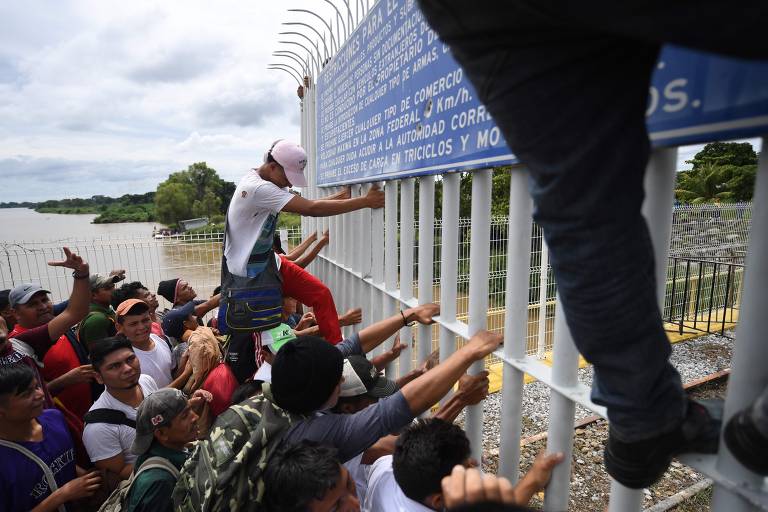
[266,140,307,187]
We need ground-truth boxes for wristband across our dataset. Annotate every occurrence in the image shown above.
[72,270,89,280]
[400,310,414,327]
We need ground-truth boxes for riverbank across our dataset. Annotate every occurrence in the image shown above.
[34,202,155,223]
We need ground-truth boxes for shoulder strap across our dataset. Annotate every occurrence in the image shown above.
[115,456,180,508]
[135,456,180,479]
[0,439,67,512]
[84,409,136,428]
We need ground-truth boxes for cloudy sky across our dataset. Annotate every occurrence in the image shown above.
[0,0,333,202]
[0,2,761,202]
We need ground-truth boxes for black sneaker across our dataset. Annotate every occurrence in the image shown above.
[604,399,722,489]
[724,408,768,475]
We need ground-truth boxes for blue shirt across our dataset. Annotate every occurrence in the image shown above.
[0,409,77,512]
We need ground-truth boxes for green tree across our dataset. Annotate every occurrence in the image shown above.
[154,162,235,227]
[192,190,222,219]
[676,142,758,203]
[688,142,757,170]
[155,181,195,225]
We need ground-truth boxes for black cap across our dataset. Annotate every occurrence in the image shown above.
[272,336,343,414]
[157,278,179,303]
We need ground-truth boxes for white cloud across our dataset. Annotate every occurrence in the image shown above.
[0,0,339,201]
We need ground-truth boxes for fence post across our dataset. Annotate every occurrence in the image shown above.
[543,297,578,512]
[536,238,550,359]
[466,168,492,463]
[711,135,768,511]
[370,181,386,357]
[417,176,435,365]
[438,173,460,402]
[399,178,415,377]
[384,181,400,378]
[498,168,533,483]
[608,146,678,510]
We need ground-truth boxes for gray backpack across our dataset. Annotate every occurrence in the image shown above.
[97,456,179,512]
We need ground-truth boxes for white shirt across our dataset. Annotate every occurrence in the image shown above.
[133,334,174,388]
[224,171,294,277]
[82,374,158,464]
[345,453,369,504]
[363,455,433,512]
[253,361,272,382]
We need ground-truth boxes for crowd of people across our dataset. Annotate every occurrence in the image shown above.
[2,130,766,511]
[0,240,564,512]
[0,139,570,512]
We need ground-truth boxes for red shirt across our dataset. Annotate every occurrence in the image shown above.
[10,325,93,419]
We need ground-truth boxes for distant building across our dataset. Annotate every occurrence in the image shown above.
[178,217,209,231]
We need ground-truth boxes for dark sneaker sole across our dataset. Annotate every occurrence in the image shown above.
[604,443,671,489]
[724,410,768,476]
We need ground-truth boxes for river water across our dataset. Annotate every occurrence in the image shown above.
[0,208,222,306]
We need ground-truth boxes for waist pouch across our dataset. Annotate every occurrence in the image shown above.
[218,222,283,334]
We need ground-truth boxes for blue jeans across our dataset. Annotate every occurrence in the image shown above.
[418,0,768,441]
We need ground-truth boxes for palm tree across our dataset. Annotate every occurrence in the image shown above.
[674,163,732,203]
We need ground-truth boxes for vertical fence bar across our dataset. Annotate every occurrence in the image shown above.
[417,176,435,364]
[707,263,718,332]
[693,263,703,329]
[498,168,533,483]
[608,146,679,510]
[466,169,492,463]
[536,239,550,359]
[384,181,399,377]
[438,173,460,399]
[720,265,732,336]
[543,298,578,512]
[669,258,679,323]
[712,135,768,510]
[370,182,385,357]
[680,260,691,335]
[399,178,415,377]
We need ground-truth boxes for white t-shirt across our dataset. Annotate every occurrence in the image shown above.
[253,361,272,382]
[345,453,369,505]
[363,455,433,512]
[133,334,174,388]
[82,374,158,465]
[224,171,294,277]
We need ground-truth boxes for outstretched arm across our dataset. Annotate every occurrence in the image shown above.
[282,184,384,217]
[292,233,330,268]
[358,303,439,354]
[284,232,318,261]
[400,330,500,416]
[194,294,220,318]
[46,247,91,341]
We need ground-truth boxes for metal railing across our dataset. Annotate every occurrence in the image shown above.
[665,257,744,338]
[0,203,751,356]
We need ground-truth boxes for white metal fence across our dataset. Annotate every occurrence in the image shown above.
[0,201,750,352]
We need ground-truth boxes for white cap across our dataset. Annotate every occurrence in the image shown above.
[267,140,307,187]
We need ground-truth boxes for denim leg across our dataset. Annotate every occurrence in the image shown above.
[419,0,768,440]
[417,0,686,440]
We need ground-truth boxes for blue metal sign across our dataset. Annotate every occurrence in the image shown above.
[316,0,768,186]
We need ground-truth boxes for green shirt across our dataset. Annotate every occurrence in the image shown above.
[78,303,116,347]
[126,442,188,512]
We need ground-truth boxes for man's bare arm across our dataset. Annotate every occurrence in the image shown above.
[46,248,91,341]
[282,185,384,217]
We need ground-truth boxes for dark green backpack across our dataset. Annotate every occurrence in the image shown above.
[172,385,300,511]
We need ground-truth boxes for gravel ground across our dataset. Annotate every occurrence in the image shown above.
[461,330,733,510]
